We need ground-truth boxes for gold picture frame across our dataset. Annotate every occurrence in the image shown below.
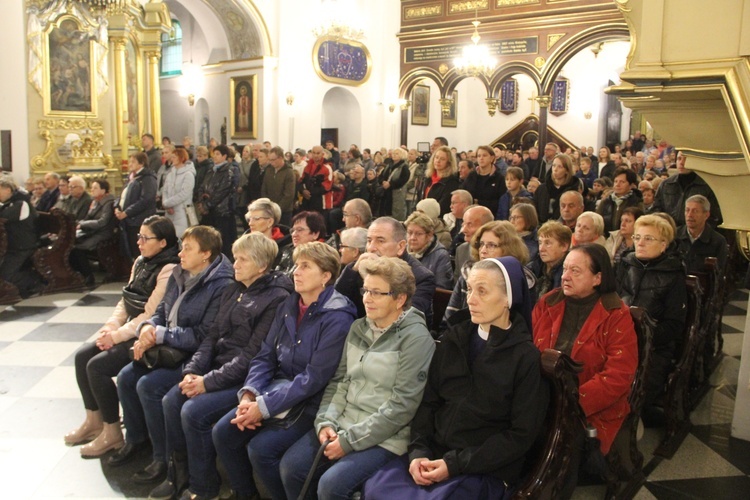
[230,75,258,140]
[442,91,457,128]
[411,85,430,126]
[43,15,97,116]
[312,36,372,87]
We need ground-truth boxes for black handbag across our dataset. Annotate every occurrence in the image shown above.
[129,345,189,370]
[122,288,148,318]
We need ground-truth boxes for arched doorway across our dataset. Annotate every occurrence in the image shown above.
[321,87,361,150]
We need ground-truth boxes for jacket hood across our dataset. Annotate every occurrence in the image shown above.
[622,249,684,272]
[135,168,157,180]
[350,306,426,341]
[175,163,196,177]
[173,252,235,288]
[301,285,357,318]
[248,270,294,294]
[444,309,531,350]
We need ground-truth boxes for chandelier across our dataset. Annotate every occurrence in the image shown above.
[311,0,364,40]
[453,10,496,78]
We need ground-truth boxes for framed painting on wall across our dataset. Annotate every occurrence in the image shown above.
[230,75,258,139]
[0,131,11,172]
[44,15,97,116]
[442,91,457,128]
[411,85,430,126]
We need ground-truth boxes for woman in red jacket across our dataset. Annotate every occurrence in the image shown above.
[531,243,637,482]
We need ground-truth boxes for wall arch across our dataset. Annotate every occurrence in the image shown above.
[321,87,361,150]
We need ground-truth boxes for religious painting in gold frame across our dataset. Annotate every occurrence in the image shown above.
[313,36,372,86]
[230,75,258,140]
[411,85,430,126]
[43,15,97,116]
[442,91,457,128]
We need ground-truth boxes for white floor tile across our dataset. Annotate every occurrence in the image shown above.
[33,446,126,499]
[633,487,659,499]
[0,321,45,342]
[26,367,80,399]
[0,341,80,367]
[722,333,745,358]
[0,396,20,415]
[648,434,745,480]
[722,314,747,332]
[47,307,115,324]
[709,355,741,387]
[0,437,70,499]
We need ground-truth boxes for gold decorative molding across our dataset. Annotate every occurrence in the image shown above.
[547,33,566,51]
[496,0,539,7]
[534,56,546,69]
[38,119,104,131]
[449,0,489,14]
[404,4,442,20]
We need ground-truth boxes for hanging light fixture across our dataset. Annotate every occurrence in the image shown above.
[453,5,496,78]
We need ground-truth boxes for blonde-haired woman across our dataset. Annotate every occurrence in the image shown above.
[424,145,460,216]
[378,147,411,220]
[533,153,581,223]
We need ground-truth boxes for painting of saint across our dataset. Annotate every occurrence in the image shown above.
[230,75,257,139]
[47,18,94,113]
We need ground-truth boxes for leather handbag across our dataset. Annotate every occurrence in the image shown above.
[129,344,189,370]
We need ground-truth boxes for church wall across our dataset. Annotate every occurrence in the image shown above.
[404,41,632,152]
[1,1,31,182]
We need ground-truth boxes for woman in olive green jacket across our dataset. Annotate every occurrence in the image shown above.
[280,256,435,499]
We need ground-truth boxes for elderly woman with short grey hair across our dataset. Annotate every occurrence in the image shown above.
[339,227,368,266]
[280,256,435,499]
[405,211,453,289]
[574,211,606,247]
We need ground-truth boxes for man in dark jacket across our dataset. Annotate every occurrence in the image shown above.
[653,151,722,227]
[335,217,435,324]
[142,133,162,173]
[198,145,237,258]
[66,175,93,221]
[36,172,61,212]
[675,195,728,274]
[0,175,42,297]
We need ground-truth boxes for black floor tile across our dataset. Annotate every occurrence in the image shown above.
[645,475,750,500]
[74,294,122,307]
[728,289,749,302]
[691,423,750,475]
[721,324,743,334]
[0,306,60,322]
[21,323,98,342]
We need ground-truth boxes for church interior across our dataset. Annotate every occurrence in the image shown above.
[2,0,750,498]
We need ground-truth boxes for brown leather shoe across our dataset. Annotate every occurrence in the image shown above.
[80,422,124,458]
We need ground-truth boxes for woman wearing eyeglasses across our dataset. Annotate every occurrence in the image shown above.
[442,221,529,329]
[280,257,435,499]
[212,242,356,500]
[616,214,686,425]
[66,216,180,457]
[274,211,326,276]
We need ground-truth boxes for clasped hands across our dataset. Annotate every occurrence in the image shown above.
[231,393,263,431]
[179,374,206,398]
[318,427,345,461]
[409,458,450,486]
[132,325,157,361]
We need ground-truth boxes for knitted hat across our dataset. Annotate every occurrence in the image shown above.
[485,256,533,330]
[416,198,441,220]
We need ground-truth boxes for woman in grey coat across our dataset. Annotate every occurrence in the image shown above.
[162,148,196,236]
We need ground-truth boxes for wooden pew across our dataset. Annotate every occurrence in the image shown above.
[0,218,22,305]
[513,349,585,500]
[431,287,452,333]
[604,306,655,500]
[32,209,86,294]
[689,257,723,410]
[95,227,133,282]
[655,276,702,458]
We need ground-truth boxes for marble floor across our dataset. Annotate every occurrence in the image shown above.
[0,283,748,499]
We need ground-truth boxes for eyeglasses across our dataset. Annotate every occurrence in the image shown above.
[137,234,159,242]
[360,287,394,298]
[406,230,427,238]
[508,215,523,222]
[290,227,310,235]
[247,216,271,223]
[632,234,662,244]
[478,241,500,250]
[342,212,354,217]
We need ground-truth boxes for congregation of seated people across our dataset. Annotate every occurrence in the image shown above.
[2,132,736,499]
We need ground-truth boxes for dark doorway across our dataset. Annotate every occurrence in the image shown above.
[321,128,339,148]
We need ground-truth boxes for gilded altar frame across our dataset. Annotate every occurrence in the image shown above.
[43,15,97,117]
